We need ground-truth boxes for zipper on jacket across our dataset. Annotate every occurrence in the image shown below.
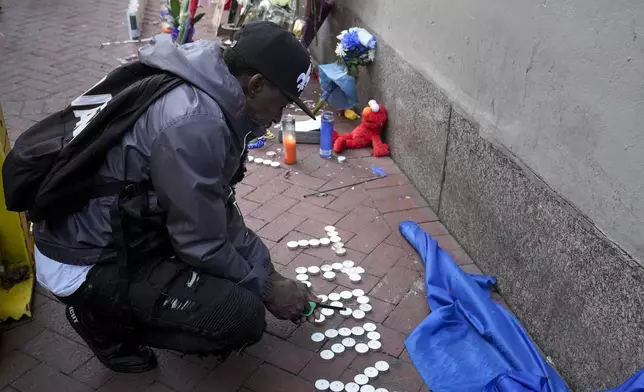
[237,131,252,236]
[226,187,247,236]
[240,131,252,159]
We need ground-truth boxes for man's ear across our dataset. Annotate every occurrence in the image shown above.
[247,74,265,98]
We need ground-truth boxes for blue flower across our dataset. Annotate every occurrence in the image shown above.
[335,27,377,71]
[367,36,377,49]
[341,30,362,51]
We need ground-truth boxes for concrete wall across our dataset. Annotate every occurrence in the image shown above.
[309,1,644,391]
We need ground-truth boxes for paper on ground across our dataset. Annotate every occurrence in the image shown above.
[295,116,322,132]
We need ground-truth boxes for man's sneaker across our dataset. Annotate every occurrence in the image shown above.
[65,305,157,373]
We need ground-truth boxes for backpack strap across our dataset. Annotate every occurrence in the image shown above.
[27,72,184,222]
[108,181,152,331]
[90,181,140,199]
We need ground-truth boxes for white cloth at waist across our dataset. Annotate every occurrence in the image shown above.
[34,246,93,297]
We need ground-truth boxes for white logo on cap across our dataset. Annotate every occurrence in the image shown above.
[297,64,312,93]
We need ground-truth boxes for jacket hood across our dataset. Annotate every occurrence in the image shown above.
[138,34,265,140]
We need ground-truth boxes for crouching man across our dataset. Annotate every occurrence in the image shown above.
[16,22,318,372]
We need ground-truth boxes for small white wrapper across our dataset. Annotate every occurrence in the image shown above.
[331,343,345,354]
[351,326,365,336]
[315,379,330,391]
[328,293,341,301]
[329,381,344,392]
[340,290,353,299]
[345,383,360,392]
[375,360,390,372]
[323,271,336,281]
[363,322,377,332]
[352,309,365,320]
[287,241,299,249]
[324,329,339,338]
[342,337,356,348]
[355,343,369,355]
[368,340,382,351]
[320,349,334,360]
[364,367,379,379]
[352,289,365,297]
[311,332,325,342]
[354,374,369,385]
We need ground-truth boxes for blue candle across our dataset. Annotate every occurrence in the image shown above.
[319,111,334,159]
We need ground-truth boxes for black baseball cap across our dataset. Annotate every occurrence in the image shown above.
[230,21,316,119]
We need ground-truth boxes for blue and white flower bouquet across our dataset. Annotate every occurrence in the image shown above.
[313,27,377,115]
[335,27,377,77]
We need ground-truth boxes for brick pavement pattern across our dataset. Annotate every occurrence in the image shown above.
[0,0,511,391]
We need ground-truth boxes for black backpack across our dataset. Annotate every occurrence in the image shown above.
[2,61,184,222]
[2,61,187,329]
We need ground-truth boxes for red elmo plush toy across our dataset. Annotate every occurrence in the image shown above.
[333,100,390,157]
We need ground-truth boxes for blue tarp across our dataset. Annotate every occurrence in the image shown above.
[399,220,642,392]
[318,63,359,110]
[602,371,644,392]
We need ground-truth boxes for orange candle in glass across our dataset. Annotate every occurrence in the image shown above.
[282,115,297,165]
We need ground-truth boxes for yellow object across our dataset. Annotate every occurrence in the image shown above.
[0,104,35,322]
[292,18,305,40]
[344,109,359,121]
[264,130,275,139]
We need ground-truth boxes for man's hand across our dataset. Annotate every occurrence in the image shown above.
[265,272,320,324]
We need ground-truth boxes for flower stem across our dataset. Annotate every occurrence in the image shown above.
[312,98,325,116]
[314,83,338,115]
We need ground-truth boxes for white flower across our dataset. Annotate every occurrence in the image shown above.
[337,30,347,40]
[356,28,374,47]
[335,43,346,58]
[368,49,376,62]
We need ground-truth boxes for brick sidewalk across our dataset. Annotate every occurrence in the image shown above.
[0,0,509,391]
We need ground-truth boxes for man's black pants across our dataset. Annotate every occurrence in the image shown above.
[58,257,266,356]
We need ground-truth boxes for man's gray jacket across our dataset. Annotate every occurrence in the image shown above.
[33,34,274,299]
